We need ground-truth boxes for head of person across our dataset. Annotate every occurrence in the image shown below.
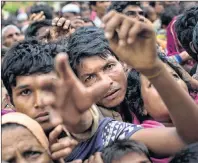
[107,1,144,22]
[90,1,111,18]
[143,5,157,23]
[2,112,53,163]
[170,142,198,163]
[29,4,53,20]
[25,19,52,41]
[149,2,164,16]
[61,3,81,20]
[2,25,24,48]
[191,22,198,59]
[1,39,66,133]
[138,51,189,123]
[80,2,91,19]
[68,26,128,109]
[160,5,181,29]
[102,139,152,163]
[175,6,198,61]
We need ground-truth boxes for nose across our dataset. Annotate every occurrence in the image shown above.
[34,90,46,109]
[99,73,113,86]
[13,33,19,41]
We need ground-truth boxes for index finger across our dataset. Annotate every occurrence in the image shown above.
[49,125,63,145]
[52,17,60,26]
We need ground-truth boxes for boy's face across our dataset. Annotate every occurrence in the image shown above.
[112,152,151,163]
[76,54,127,108]
[11,72,63,133]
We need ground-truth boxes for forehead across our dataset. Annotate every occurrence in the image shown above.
[123,5,142,13]
[14,72,57,87]
[3,27,20,37]
[76,55,118,74]
[2,126,42,159]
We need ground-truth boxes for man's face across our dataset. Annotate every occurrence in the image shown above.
[123,5,145,21]
[76,54,127,108]
[3,27,24,48]
[11,72,63,132]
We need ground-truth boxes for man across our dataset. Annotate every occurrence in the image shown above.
[2,25,24,48]
[107,1,145,22]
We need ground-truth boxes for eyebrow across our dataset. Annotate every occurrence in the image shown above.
[80,61,112,78]
[16,85,29,90]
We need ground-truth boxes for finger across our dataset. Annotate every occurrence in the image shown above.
[63,19,71,29]
[29,13,36,21]
[118,18,133,46]
[52,17,60,26]
[40,15,46,21]
[84,160,88,163]
[68,160,82,163]
[127,21,142,44]
[51,148,72,160]
[57,17,66,26]
[88,155,94,163]
[102,10,116,25]
[51,138,78,152]
[49,125,63,144]
[86,78,111,106]
[94,152,103,163]
[37,28,50,40]
[104,14,123,40]
[55,53,77,82]
[71,19,84,28]
[33,11,44,21]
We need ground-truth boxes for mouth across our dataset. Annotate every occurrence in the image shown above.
[104,88,120,101]
[35,112,50,123]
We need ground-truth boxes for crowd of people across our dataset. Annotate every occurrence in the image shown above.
[2,1,198,163]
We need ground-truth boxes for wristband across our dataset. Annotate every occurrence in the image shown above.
[145,66,165,80]
[175,54,183,64]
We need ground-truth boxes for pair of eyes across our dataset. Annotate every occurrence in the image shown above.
[7,151,42,163]
[7,32,21,39]
[84,63,116,83]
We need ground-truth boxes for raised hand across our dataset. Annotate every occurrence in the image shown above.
[50,17,85,40]
[29,11,46,22]
[38,54,111,133]
[102,11,159,75]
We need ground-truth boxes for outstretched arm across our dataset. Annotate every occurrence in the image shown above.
[102,11,198,156]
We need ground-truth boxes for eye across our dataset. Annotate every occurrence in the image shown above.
[20,89,32,96]
[104,63,115,71]
[148,83,152,88]
[85,74,96,83]
[24,151,42,159]
[7,158,16,163]
[172,73,180,79]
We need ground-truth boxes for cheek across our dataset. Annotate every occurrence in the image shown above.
[13,95,34,115]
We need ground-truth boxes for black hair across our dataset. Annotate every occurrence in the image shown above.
[102,139,152,163]
[175,6,198,61]
[107,1,141,13]
[29,4,53,20]
[67,26,115,74]
[1,39,55,103]
[170,142,198,163]
[89,1,96,6]
[160,5,180,27]
[25,19,52,39]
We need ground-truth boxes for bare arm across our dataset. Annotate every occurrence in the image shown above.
[102,10,198,155]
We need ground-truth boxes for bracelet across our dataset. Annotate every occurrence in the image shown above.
[145,66,164,80]
[175,54,183,64]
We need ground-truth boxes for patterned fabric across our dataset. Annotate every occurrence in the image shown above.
[65,118,143,162]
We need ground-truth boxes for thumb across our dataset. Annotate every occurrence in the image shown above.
[87,79,112,103]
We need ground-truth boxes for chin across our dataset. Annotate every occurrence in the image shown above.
[103,95,125,108]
